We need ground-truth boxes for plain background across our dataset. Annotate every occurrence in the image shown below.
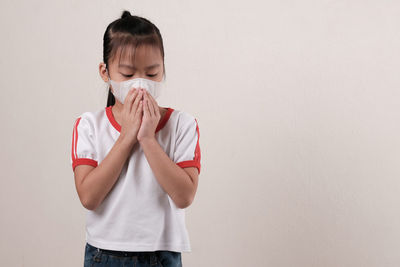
[1,0,400,266]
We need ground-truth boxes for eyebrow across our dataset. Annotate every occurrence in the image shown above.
[118,63,160,70]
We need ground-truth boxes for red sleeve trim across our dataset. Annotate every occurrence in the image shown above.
[194,119,201,164]
[177,160,201,174]
[71,117,81,162]
[71,117,98,171]
[176,119,202,174]
[72,158,98,171]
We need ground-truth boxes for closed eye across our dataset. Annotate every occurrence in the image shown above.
[122,74,157,78]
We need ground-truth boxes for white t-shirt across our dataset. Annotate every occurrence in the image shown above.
[70,105,201,252]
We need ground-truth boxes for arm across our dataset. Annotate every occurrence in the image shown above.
[73,89,144,210]
[74,135,135,210]
[136,91,200,209]
[139,137,197,209]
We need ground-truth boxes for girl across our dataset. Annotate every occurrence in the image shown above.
[70,10,201,267]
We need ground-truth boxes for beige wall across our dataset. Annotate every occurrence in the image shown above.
[1,0,400,266]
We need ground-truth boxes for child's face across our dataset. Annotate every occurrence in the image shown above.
[100,44,164,84]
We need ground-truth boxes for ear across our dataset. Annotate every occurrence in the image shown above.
[99,62,109,83]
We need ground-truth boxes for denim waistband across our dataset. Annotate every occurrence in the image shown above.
[86,242,159,262]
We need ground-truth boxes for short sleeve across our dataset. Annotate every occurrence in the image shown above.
[174,116,201,174]
[70,115,98,171]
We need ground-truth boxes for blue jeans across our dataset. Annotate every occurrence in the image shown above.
[84,242,182,267]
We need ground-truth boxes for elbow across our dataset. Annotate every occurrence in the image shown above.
[83,201,97,211]
[175,185,196,209]
[81,195,98,211]
[176,195,194,209]
[76,183,100,210]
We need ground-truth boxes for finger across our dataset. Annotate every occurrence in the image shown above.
[131,90,143,114]
[144,93,151,118]
[136,100,143,117]
[144,92,155,117]
[125,88,137,113]
[147,92,159,117]
[134,99,143,119]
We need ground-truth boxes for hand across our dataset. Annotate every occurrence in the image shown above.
[137,90,161,142]
[119,88,144,146]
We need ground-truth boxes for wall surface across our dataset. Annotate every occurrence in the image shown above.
[1,0,400,266]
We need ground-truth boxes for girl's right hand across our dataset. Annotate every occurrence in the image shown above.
[120,88,144,146]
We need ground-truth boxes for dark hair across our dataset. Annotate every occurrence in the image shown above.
[103,10,166,107]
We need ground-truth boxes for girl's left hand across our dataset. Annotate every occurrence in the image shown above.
[137,90,161,142]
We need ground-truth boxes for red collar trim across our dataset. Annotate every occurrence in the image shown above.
[105,105,174,133]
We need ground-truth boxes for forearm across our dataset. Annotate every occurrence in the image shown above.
[81,135,135,210]
[139,137,193,209]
